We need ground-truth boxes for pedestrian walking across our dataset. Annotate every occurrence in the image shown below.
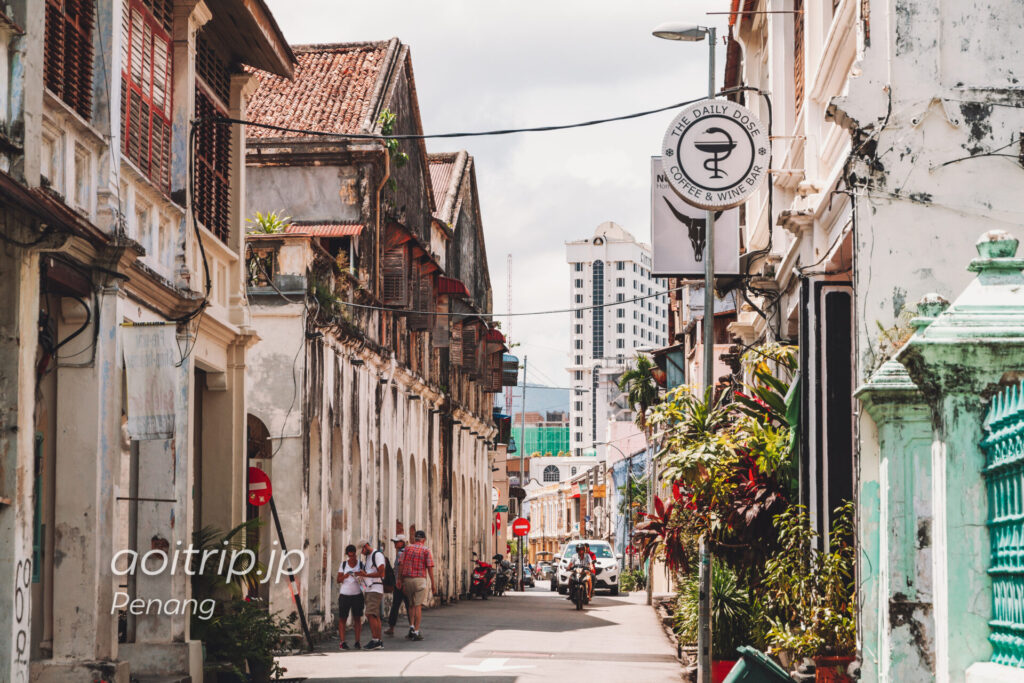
[336,544,364,650]
[358,539,386,650]
[398,529,436,641]
[385,534,410,636]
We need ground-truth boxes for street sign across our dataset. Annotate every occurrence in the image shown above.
[512,517,531,536]
[651,157,740,277]
[247,467,272,506]
[661,98,768,211]
[592,484,607,498]
[495,504,508,513]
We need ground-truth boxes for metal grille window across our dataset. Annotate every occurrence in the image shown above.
[543,465,560,483]
[982,381,1024,667]
[194,35,232,242]
[120,0,172,192]
[45,0,96,120]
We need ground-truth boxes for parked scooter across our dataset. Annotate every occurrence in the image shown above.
[470,553,495,599]
[492,554,512,596]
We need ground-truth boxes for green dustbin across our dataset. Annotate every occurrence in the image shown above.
[721,646,794,683]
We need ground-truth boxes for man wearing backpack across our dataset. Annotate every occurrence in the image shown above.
[358,540,387,650]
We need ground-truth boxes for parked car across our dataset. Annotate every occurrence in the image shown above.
[555,540,620,596]
[522,564,535,587]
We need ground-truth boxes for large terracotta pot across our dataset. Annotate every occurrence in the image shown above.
[711,659,738,683]
[813,656,854,683]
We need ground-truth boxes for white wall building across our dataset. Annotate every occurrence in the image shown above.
[566,222,668,458]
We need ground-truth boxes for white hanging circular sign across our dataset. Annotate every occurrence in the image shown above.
[661,98,769,210]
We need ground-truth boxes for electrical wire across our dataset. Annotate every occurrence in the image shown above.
[213,91,753,141]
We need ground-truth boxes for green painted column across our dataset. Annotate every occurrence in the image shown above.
[898,231,1024,683]
[856,357,937,682]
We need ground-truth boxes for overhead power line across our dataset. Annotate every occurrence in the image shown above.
[333,285,675,318]
[209,88,754,141]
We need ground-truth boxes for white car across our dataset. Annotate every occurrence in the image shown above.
[555,540,620,596]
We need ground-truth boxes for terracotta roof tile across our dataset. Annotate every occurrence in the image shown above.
[284,223,364,237]
[246,41,394,139]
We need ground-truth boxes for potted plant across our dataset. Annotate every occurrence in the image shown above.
[196,599,297,683]
[674,563,754,683]
[761,503,856,682]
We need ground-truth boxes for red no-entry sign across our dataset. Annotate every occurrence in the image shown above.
[512,517,530,537]
[248,467,272,506]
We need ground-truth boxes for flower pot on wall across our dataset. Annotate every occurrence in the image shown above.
[712,659,738,683]
[813,656,854,683]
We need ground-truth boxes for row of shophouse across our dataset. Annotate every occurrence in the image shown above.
[0,2,505,681]
[650,0,1024,680]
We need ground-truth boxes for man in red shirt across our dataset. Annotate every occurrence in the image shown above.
[396,530,436,641]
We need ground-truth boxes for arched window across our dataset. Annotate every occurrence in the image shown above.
[543,465,560,482]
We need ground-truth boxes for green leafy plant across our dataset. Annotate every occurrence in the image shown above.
[617,355,661,432]
[761,502,856,659]
[619,568,647,592]
[674,562,753,658]
[195,599,296,682]
[190,520,265,602]
[246,210,291,235]
[378,109,410,193]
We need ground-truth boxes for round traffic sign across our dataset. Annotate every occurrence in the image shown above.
[512,517,530,537]
[661,98,768,210]
[248,467,272,506]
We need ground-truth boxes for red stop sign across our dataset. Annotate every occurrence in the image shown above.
[512,517,530,536]
[248,467,272,506]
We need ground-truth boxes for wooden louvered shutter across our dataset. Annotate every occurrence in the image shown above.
[432,306,449,348]
[794,0,804,117]
[120,0,172,193]
[450,322,463,365]
[45,0,96,121]
[488,352,502,392]
[194,34,232,241]
[382,247,409,306]
[462,323,478,372]
[409,276,433,331]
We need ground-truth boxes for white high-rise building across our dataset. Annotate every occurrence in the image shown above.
[566,222,668,458]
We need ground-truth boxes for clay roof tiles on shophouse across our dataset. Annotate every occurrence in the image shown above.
[246,39,399,139]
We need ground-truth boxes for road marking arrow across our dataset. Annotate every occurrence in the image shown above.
[448,658,536,673]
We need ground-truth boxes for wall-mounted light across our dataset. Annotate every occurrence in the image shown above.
[452,419,462,425]
[379,377,389,385]
[430,408,442,415]
[351,358,365,366]
[410,394,421,401]
[460,426,471,431]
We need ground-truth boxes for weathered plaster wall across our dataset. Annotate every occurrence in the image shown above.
[247,165,362,224]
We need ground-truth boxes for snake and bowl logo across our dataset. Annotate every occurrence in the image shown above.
[661,99,768,211]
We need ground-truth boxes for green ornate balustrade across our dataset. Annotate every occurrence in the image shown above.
[982,380,1024,667]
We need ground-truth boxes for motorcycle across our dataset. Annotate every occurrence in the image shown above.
[568,566,589,611]
[492,555,512,596]
[470,553,495,599]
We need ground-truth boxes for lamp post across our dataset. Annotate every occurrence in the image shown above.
[652,21,717,683]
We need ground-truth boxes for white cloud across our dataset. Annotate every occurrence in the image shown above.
[266,0,727,384]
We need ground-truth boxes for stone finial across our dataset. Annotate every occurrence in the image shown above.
[969,230,1024,278]
[910,292,950,331]
[976,230,1019,259]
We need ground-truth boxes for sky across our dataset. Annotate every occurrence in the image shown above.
[265,0,727,386]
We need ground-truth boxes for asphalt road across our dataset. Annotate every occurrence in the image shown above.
[276,580,680,682]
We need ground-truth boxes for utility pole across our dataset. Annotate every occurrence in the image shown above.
[697,25,718,683]
[518,356,527,591]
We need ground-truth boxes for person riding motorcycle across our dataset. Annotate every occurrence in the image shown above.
[567,544,594,601]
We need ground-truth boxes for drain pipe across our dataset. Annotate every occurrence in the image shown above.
[375,142,391,341]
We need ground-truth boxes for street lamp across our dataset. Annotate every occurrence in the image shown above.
[653,21,717,683]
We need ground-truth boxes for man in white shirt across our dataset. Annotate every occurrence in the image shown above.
[359,539,386,650]
[336,544,364,650]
